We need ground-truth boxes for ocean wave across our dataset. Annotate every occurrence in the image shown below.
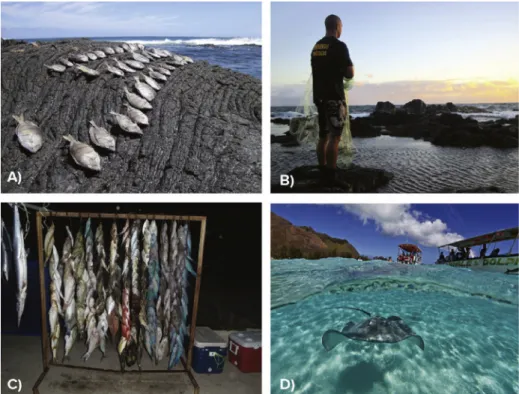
[457,111,518,121]
[119,37,261,46]
[271,110,371,120]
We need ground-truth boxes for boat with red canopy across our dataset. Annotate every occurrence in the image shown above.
[397,244,422,265]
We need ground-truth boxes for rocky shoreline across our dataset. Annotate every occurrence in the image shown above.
[272,99,518,149]
[1,39,261,193]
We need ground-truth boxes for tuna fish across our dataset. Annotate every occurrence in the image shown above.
[12,114,43,153]
[89,120,116,152]
[123,87,152,110]
[110,111,143,135]
[63,135,101,171]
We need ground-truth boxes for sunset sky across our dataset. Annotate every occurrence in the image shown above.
[271,2,519,105]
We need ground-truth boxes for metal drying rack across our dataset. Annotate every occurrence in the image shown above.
[33,211,207,394]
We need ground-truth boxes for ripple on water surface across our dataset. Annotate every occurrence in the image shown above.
[271,133,519,193]
[271,290,518,394]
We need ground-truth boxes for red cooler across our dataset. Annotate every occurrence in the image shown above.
[228,331,261,373]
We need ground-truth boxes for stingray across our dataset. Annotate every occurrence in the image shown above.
[322,307,424,351]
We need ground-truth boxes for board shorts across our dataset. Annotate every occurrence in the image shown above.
[316,99,347,139]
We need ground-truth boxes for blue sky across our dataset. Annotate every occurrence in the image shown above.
[271,204,519,264]
[271,2,519,105]
[1,2,261,38]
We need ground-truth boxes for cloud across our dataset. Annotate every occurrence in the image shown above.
[272,78,519,105]
[1,2,180,37]
[342,204,464,247]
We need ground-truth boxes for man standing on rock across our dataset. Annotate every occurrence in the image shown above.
[311,14,354,183]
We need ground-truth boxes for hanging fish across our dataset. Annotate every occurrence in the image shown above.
[62,227,77,362]
[83,296,101,361]
[156,222,169,362]
[43,222,55,266]
[118,220,131,357]
[107,221,121,343]
[72,229,87,339]
[138,220,150,369]
[13,204,28,327]
[2,219,12,281]
[130,220,141,348]
[145,220,159,361]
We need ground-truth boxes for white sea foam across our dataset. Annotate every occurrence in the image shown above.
[119,37,261,46]
[456,110,518,122]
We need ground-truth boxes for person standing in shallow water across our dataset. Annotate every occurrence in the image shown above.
[311,14,354,183]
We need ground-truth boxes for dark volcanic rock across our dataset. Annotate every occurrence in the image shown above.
[271,165,393,193]
[446,102,457,112]
[403,99,426,115]
[373,101,396,115]
[351,117,382,137]
[1,39,261,193]
[271,117,291,125]
[438,186,505,193]
[271,131,295,144]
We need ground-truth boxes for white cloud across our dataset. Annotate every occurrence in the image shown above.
[342,204,464,247]
[1,2,180,35]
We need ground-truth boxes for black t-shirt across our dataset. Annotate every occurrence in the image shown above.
[311,36,353,103]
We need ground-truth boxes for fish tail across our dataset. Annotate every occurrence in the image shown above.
[89,120,97,128]
[62,134,75,143]
[12,114,22,123]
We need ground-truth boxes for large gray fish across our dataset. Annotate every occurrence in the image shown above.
[147,67,167,82]
[12,114,43,153]
[43,222,55,266]
[122,43,132,52]
[114,59,136,73]
[145,50,161,59]
[137,43,145,51]
[69,53,89,63]
[110,111,143,135]
[140,51,155,61]
[89,120,116,152]
[139,73,161,91]
[13,204,27,327]
[149,48,167,58]
[103,47,115,55]
[123,87,152,110]
[86,52,98,61]
[75,64,100,77]
[132,52,150,64]
[94,50,106,58]
[133,76,156,102]
[124,60,145,70]
[44,64,66,73]
[63,135,101,172]
[114,46,125,54]
[124,103,149,126]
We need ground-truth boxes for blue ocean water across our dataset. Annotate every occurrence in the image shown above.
[28,36,262,79]
[271,258,519,394]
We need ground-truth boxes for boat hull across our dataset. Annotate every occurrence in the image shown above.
[445,255,519,268]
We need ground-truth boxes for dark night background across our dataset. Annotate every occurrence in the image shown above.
[1,203,261,337]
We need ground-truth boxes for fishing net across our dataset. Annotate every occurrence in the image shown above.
[289,75,355,166]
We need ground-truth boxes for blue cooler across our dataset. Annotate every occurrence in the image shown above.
[191,327,227,374]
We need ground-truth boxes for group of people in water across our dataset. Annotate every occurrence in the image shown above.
[438,244,500,263]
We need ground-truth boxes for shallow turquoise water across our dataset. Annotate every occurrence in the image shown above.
[271,258,519,394]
